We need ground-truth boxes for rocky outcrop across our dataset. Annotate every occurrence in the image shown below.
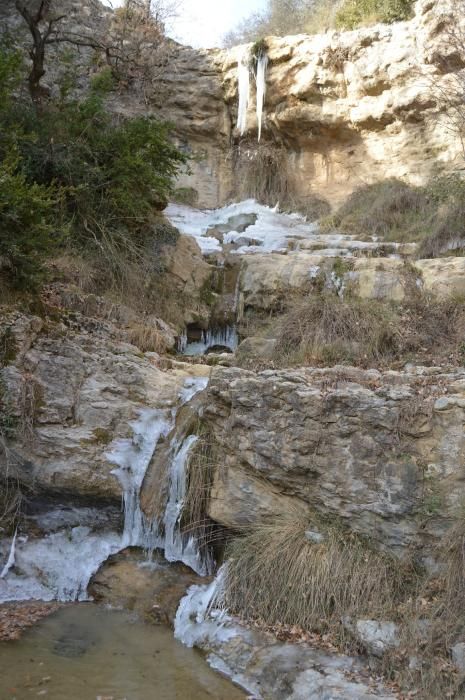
[203,364,465,562]
[4,0,464,210]
[237,253,465,312]
[0,311,208,504]
[172,0,465,209]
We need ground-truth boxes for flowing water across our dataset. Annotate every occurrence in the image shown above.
[0,604,245,700]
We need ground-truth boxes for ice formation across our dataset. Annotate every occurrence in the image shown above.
[174,565,238,648]
[0,529,17,579]
[0,376,210,602]
[107,409,172,548]
[237,48,250,136]
[181,326,239,356]
[166,199,392,258]
[255,53,269,141]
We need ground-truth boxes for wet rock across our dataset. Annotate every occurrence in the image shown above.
[89,549,204,625]
[1,312,209,504]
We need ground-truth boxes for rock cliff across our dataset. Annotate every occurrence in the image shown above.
[167,0,465,209]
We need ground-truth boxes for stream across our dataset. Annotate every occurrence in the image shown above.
[0,604,245,700]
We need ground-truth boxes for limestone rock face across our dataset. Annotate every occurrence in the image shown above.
[203,365,465,560]
[0,311,206,503]
[171,0,465,208]
[4,0,464,209]
[416,258,465,299]
[237,253,465,312]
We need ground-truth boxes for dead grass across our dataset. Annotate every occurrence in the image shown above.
[273,295,401,367]
[232,142,330,221]
[126,324,167,354]
[223,509,412,635]
[323,175,465,256]
[271,294,465,369]
[181,428,223,558]
[321,179,433,243]
[419,198,465,258]
[381,519,465,699]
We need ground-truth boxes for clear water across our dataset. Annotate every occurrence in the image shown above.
[0,604,245,700]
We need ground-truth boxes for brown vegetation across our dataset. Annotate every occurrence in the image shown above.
[232,142,330,220]
[270,293,465,369]
[223,509,413,636]
[322,176,465,256]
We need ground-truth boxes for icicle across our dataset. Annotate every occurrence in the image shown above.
[255,53,268,142]
[0,529,17,579]
[163,434,212,575]
[181,326,239,357]
[177,331,188,353]
[174,565,236,648]
[236,48,250,135]
[106,409,173,549]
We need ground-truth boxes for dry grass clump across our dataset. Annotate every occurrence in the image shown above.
[126,323,167,353]
[223,510,410,634]
[181,428,222,558]
[273,295,400,367]
[0,477,24,535]
[234,142,291,207]
[322,179,432,242]
[272,294,465,369]
[384,519,465,698]
[419,198,465,258]
[232,142,330,221]
[324,175,465,255]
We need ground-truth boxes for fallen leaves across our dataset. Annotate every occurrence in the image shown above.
[0,602,62,642]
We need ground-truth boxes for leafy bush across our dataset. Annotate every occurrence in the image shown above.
[335,0,414,29]
[0,152,58,289]
[21,93,186,250]
[0,39,187,292]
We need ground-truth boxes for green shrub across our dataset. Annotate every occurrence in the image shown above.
[0,152,58,288]
[21,94,187,250]
[335,0,414,29]
[0,40,187,292]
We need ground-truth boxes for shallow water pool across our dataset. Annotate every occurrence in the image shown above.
[0,604,245,700]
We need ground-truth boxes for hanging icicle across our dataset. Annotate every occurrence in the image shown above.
[0,529,17,579]
[236,43,269,142]
[236,48,250,136]
[255,53,269,142]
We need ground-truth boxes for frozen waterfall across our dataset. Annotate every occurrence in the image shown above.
[255,53,268,142]
[236,47,268,141]
[237,49,250,135]
[180,326,239,356]
[107,409,172,549]
[0,376,210,602]
[163,434,213,576]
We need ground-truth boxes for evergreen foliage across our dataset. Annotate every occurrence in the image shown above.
[335,0,413,29]
[223,0,415,45]
[0,42,186,290]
